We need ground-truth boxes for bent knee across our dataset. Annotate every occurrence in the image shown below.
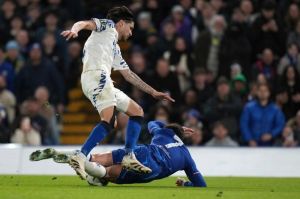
[136,106,144,117]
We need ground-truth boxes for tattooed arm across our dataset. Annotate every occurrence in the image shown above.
[119,69,175,102]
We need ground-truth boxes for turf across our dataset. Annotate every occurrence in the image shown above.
[0,176,300,199]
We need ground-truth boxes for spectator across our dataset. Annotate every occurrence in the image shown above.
[148,58,180,103]
[219,8,252,78]
[5,40,24,73]
[231,73,248,102]
[168,5,193,47]
[25,4,42,32]
[240,0,258,25]
[18,97,47,144]
[0,75,16,124]
[183,109,203,129]
[191,1,215,41]
[284,3,300,32]
[247,81,258,102]
[278,65,300,119]
[277,43,300,75]
[205,121,238,147]
[15,43,65,108]
[9,15,24,39]
[0,46,14,92]
[250,0,286,57]
[240,83,285,146]
[11,116,41,145]
[144,0,166,30]
[34,86,60,145]
[253,48,277,83]
[184,125,203,146]
[41,32,66,78]
[15,29,30,58]
[180,89,199,112]
[194,15,226,78]
[158,20,177,53]
[0,0,17,40]
[36,9,67,58]
[164,36,193,92]
[132,12,156,48]
[192,68,214,109]
[0,106,10,143]
[275,125,298,147]
[287,20,300,49]
[275,87,288,110]
[66,41,82,90]
[204,76,242,139]
[281,110,300,146]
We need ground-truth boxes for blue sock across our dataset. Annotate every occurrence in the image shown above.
[81,121,111,156]
[125,116,143,154]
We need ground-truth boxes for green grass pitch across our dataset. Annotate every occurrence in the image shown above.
[0,175,300,199]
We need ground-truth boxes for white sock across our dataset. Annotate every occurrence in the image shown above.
[84,161,106,178]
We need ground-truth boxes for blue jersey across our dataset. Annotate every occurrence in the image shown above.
[111,121,207,187]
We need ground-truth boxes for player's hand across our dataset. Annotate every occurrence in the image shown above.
[261,133,272,142]
[152,91,175,102]
[61,30,78,41]
[249,140,257,147]
[182,126,194,137]
[175,177,186,186]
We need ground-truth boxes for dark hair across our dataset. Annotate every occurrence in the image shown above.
[257,82,271,92]
[165,123,184,139]
[262,0,276,11]
[212,120,227,130]
[281,65,300,86]
[107,6,134,23]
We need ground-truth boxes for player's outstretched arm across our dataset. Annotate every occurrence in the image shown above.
[61,20,96,40]
[120,69,175,102]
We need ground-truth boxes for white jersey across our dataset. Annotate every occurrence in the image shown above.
[82,18,129,75]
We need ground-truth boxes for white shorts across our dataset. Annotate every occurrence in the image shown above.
[81,70,131,113]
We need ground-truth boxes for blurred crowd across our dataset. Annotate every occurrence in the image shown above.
[0,0,300,147]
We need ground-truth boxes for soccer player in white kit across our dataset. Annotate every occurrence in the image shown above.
[61,6,174,179]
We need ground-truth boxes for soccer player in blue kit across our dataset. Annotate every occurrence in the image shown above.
[84,120,207,187]
[30,120,207,187]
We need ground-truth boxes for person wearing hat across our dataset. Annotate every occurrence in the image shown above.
[4,40,24,73]
[204,76,242,140]
[231,73,248,102]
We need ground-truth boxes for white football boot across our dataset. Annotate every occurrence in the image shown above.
[121,152,152,174]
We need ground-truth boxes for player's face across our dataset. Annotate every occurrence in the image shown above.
[118,20,134,41]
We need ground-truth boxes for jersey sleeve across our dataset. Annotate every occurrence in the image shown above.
[148,120,166,135]
[112,44,129,71]
[184,152,207,187]
[91,18,114,32]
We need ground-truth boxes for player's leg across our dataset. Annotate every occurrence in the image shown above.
[69,73,117,180]
[85,165,122,186]
[114,89,151,173]
[30,148,74,163]
[80,106,115,156]
[90,152,113,167]
[69,106,115,180]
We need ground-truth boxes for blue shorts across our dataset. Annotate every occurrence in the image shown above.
[111,146,162,184]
